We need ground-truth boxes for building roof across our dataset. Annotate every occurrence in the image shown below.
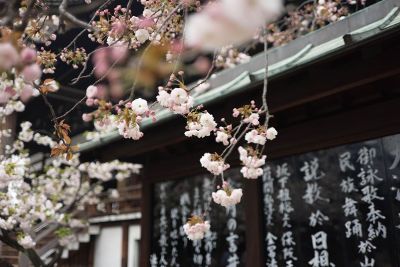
[75,0,400,153]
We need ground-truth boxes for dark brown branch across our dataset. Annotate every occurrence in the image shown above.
[0,230,45,267]
[59,0,92,29]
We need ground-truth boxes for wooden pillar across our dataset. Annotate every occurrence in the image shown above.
[122,223,129,267]
[244,179,264,267]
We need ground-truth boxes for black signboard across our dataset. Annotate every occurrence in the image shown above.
[262,134,400,267]
[151,170,246,267]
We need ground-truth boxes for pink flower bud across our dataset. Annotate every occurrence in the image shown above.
[20,48,37,64]
[86,98,94,106]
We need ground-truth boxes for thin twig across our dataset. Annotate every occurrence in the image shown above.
[54,96,87,121]
[59,0,93,29]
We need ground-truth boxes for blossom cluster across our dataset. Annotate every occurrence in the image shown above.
[0,121,141,251]
[212,182,243,208]
[238,146,267,179]
[266,0,349,47]
[215,46,251,69]
[184,111,217,138]
[0,43,42,118]
[200,153,230,176]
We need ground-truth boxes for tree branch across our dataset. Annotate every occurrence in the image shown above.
[59,0,92,29]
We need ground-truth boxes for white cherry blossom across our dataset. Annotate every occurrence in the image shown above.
[131,98,149,115]
[212,182,243,208]
[238,146,266,179]
[200,153,230,175]
[183,217,211,240]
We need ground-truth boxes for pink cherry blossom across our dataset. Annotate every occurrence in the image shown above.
[110,42,129,63]
[22,64,42,83]
[215,129,230,146]
[243,113,260,125]
[212,183,243,208]
[238,146,266,179]
[111,21,127,35]
[137,18,155,28]
[185,0,283,50]
[183,219,210,240]
[245,129,266,145]
[0,43,20,70]
[117,122,143,140]
[170,87,189,104]
[20,47,37,64]
[185,112,217,138]
[200,153,230,175]
[20,84,34,102]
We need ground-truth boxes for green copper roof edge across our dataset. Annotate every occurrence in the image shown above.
[343,7,400,43]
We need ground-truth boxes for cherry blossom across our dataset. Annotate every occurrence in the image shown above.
[135,29,150,44]
[185,111,217,138]
[212,182,243,208]
[0,155,29,188]
[117,122,144,140]
[243,112,260,125]
[266,127,278,140]
[245,128,267,145]
[183,216,211,240]
[86,85,98,98]
[238,146,266,179]
[18,121,34,142]
[20,47,37,64]
[131,98,149,115]
[21,64,42,83]
[215,128,231,146]
[18,234,36,249]
[0,43,20,70]
[156,87,194,115]
[200,153,230,175]
[185,0,283,49]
